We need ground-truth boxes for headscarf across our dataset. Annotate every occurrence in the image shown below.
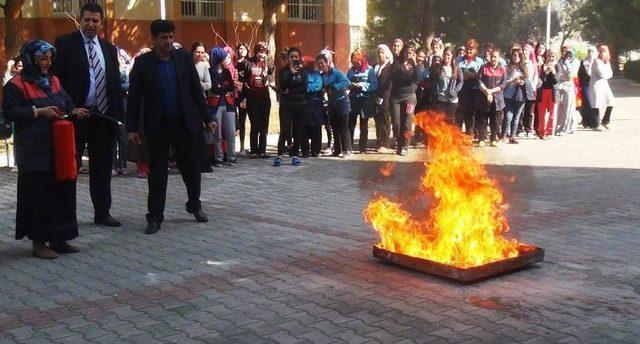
[319,48,335,68]
[376,44,393,64]
[209,46,228,67]
[19,39,57,95]
[350,48,369,72]
[223,46,236,72]
[523,43,538,78]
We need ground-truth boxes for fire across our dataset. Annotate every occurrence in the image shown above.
[365,112,527,268]
[380,162,395,177]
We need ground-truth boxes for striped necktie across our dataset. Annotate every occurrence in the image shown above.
[87,40,108,114]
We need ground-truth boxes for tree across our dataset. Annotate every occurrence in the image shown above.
[0,0,25,61]
[557,0,585,49]
[261,0,283,64]
[579,0,640,70]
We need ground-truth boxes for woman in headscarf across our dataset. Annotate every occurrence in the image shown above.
[346,48,377,154]
[589,45,615,130]
[519,43,539,137]
[208,47,237,166]
[555,47,579,135]
[578,46,597,129]
[2,40,89,259]
[373,44,393,152]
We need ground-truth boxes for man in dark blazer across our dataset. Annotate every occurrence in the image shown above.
[127,19,216,235]
[51,3,123,227]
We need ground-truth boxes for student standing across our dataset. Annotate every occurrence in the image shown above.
[476,49,507,147]
[590,45,615,131]
[389,44,424,156]
[243,42,274,158]
[346,48,378,154]
[275,47,307,166]
[537,50,560,139]
[316,54,352,158]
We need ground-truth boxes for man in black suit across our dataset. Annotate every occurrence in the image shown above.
[52,3,123,227]
[127,20,216,235]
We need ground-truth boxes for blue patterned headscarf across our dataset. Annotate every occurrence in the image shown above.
[19,39,57,95]
[209,46,228,67]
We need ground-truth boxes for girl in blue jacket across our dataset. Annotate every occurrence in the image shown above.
[316,54,352,158]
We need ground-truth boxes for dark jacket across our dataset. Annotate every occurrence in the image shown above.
[243,57,274,100]
[2,74,75,171]
[476,63,507,111]
[374,62,393,105]
[279,66,308,106]
[537,63,560,102]
[578,59,592,87]
[428,64,464,103]
[208,66,236,112]
[51,30,123,122]
[126,49,214,140]
[390,61,425,99]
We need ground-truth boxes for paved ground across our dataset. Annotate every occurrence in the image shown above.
[0,79,639,343]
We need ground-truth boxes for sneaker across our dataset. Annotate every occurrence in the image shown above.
[111,169,118,176]
[10,167,17,173]
[490,141,499,147]
[341,151,352,159]
[137,171,148,178]
[78,167,89,174]
[508,138,519,144]
[120,168,130,175]
[476,140,486,147]
[249,153,258,159]
[291,157,302,166]
[323,148,333,155]
[228,159,237,165]
[213,161,223,168]
[273,157,282,166]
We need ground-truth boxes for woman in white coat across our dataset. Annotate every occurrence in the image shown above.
[589,45,615,131]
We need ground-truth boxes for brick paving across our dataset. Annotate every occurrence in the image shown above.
[0,79,639,343]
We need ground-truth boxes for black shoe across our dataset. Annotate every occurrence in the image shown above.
[94,215,122,227]
[145,222,160,234]
[190,209,209,223]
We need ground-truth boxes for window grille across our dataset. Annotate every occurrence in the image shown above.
[181,0,225,20]
[287,0,324,22]
[52,0,105,16]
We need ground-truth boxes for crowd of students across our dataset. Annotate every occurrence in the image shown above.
[175,35,616,168]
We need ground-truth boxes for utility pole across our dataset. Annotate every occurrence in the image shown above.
[546,0,551,48]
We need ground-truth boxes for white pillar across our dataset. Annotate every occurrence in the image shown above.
[160,0,166,19]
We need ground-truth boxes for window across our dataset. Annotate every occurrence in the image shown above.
[181,0,225,20]
[52,0,105,16]
[287,0,324,22]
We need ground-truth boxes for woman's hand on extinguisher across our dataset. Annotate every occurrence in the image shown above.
[127,132,142,145]
[71,107,90,119]
[36,106,62,119]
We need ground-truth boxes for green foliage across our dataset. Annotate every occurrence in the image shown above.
[624,60,640,83]
[365,0,560,53]
[579,0,640,54]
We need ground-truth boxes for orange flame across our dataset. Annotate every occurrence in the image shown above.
[364,112,527,268]
[380,163,395,177]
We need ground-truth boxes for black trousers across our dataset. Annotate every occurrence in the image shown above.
[147,118,201,224]
[278,103,305,157]
[457,88,477,134]
[477,104,502,142]
[237,96,248,150]
[302,124,322,157]
[349,98,373,152]
[374,102,391,149]
[597,106,613,126]
[390,94,416,151]
[331,112,351,155]
[247,97,271,155]
[83,117,116,219]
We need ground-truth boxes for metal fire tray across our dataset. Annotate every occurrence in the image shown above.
[372,245,544,283]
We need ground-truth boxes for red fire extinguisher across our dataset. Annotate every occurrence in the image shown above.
[52,119,77,181]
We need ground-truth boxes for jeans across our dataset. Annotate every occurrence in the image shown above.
[212,106,236,162]
[502,99,525,138]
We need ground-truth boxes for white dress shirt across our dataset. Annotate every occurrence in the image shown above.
[80,30,106,107]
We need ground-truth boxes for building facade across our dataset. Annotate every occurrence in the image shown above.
[0,0,367,71]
